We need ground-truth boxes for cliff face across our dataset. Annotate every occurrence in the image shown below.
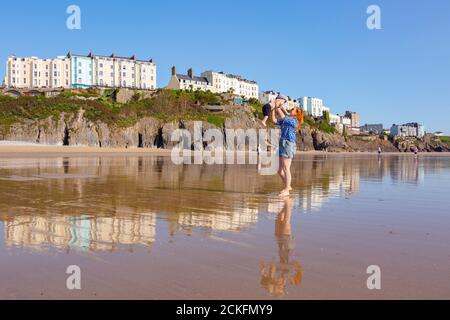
[392,135,450,152]
[0,107,257,150]
[1,107,448,152]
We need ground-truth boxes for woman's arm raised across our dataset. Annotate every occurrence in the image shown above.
[276,107,286,121]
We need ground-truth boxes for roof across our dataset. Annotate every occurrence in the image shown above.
[67,52,154,64]
[205,70,257,84]
[177,74,209,83]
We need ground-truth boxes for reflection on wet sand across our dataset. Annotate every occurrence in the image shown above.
[0,155,443,252]
[261,197,302,297]
[4,213,156,252]
[1,154,449,299]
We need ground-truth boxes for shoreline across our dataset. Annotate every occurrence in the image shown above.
[1,145,450,157]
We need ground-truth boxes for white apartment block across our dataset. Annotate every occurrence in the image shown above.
[4,53,156,90]
[5,55,71,89]
[201,70,258,100]
[91,53,156,90]
[390,123,425,138]
[299,96,329,117]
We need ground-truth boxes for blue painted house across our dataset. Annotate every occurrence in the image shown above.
[68,52,93,89]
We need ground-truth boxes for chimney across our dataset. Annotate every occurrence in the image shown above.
[171,66,176,76]
[187,68,193,78]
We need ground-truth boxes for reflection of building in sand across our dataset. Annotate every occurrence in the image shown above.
[298,160,360,212]
[177,207,258,232]
[389,158,423,184]
[3,212,156,252]
[1,154,444,252]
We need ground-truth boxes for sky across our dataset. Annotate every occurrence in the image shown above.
[1,0,449,133]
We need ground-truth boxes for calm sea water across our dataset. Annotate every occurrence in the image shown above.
[0,154,449,299]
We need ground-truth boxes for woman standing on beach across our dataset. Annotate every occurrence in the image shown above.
[271,96,304,196]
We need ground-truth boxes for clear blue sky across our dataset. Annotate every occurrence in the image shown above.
[1,0,449,133]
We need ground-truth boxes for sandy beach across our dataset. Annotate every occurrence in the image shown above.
[1,145,449,157]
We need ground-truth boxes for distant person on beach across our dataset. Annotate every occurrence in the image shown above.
[378,146,382,155]
[271,96,304,196]
[261,95,288,127]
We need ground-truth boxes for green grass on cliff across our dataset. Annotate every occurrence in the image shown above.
[439,136,450,146]
[304,115,337,134]
[0,90,229,132]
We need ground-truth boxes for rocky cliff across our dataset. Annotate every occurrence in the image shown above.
[1,105,448,152]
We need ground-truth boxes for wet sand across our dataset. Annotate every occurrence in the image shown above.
[0,153,449,299]
[1,145,449,156]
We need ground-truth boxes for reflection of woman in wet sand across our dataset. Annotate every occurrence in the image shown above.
[271,100,304,196]
[260,197,303,297]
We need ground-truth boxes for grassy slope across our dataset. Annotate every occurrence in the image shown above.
[0,90,229,134]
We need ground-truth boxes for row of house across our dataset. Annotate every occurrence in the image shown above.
[4,53,157,90]
[167,67,259,100]
[3,54,260,100]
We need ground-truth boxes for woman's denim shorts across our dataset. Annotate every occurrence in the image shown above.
[279,138,296,159]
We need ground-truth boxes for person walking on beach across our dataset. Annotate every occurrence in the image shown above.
[378,146,382,156]
[261,95,288,127]
[271,95,304,196]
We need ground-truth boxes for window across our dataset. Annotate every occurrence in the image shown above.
[123,80,126,87]
[34,72,37,76]
[123,72,126,77]
[99,71,103,76]
[99,63,103,68]
[45,72,49,77]
[54,72,57,77]
[79,69,82,74]
[78,62,82,67]
[110,72,114,77]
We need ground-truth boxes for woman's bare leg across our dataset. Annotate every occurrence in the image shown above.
[279,157,292,196]
[278,157,286,185]
[284,158,292,191]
